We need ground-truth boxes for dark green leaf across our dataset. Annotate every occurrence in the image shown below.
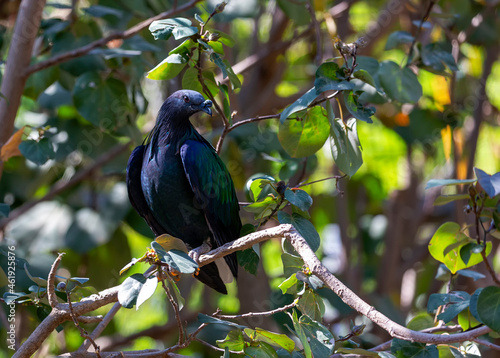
[474,168,500,198]
[297,313,334,357]
[19,138,55,165]
[147,54,188,80]
[456,269,485,281]
[352,69,376,88]
[198,313,247,329]
[460,243,484,265]
[428,292,470,323]
[425,179,476,190]
[477,286,500,332]
[210,52,228,78]
[343,90,375,123]
[220,84,231,121]
[73,72,131,128]
[118,273,146,309]
[278,212,320,252]
[378,61,422,103]
[327,102,363,177]
[278,107,330,158]
[290,310,312,358]
[336,348,380,356]
[314,62,354,93]
[152,242,198,274]
[391,339,438,358]
[469,288,483,324]
[280,87,318,124]
[385,31,415,50]
[285,189,313,212]
[238,247,260,275]
[245,342,279,358]
[298,290,325,321]
[421,43,458,72]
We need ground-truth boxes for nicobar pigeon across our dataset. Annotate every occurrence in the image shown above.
[126,90,241,294]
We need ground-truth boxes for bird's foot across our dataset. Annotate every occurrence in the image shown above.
[188,242,212,263]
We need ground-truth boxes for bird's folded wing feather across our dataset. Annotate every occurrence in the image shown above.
[126,145,166,236]
[180,139,241,274]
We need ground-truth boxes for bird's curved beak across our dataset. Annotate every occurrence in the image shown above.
[201,100,213,116]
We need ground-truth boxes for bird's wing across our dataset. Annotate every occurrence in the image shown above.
[180,139,241,277]
[126,145,166,236]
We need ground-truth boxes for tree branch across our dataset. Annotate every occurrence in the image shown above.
[0,0,47,180]
[24,0,203,76]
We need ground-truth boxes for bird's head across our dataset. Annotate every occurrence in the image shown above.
[166,90,213,118]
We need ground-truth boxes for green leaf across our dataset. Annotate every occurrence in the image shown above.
[378,61,422,103]
[406,313,434,331]
[477,286,500,332]
[281,253,304,277]
[385,31,415,50]
[343,90,375,123]
[285,189,313,212]
[425,179,476,190]
[237,247,260,276]
[0,203,10,219]
[245,342,279,358]
[250,178,276,201]
[428,222,491,273]
[278,212,320,252]
[217,329,245,351]
[152,242,198,274]
[474,168,500,198]
[149,18,197,40]
[244,196,279,220]
[391,339,438,358]
[436,292,470,323]
[280,87,318,124]
[327,102,363,177]
[197,313,247,329]
[459,243,483,265]
[278,107,330,158]
[147,54,188,80]
[155,234,188,253]
[136,276,158,310]
[433,194,470,206]
[421,43,458,72]
[296,272,323,290]
[469,288,484,324]
[166,275,185,311]
[209,52,228,78]
[19,138,55,165]
[24,263,48,287]
[279,273,298,294]
[118,273,146,309]
[296,313,334,357]
[352,69,376,88]
[290,310,312,358]
[245,328,295,353]
[220,84,231,121]
[314,62,354,93]
[298,290,325,321]
[73,72,131,128]
[455,268,485,281]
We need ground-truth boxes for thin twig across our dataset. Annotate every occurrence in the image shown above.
[406,0,437,66]
[215,299,298,320]
[67,291,101,357]
[78,302,122,353]
[473,338,500,351]
[47,253,65,308]
[297,174,347,188]
[193,337,245,354]
[161,276,184,345]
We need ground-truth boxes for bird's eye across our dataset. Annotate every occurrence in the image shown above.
[183,95,190,103]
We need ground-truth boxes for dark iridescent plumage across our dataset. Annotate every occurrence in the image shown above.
[126,90,241,294]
